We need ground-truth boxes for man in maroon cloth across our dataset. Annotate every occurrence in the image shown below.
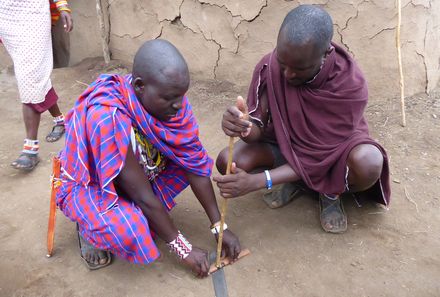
[214,5,390,233]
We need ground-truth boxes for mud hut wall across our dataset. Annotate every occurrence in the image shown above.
[106,0,439,101]
[1,0,439,101]
[69,1,103,66]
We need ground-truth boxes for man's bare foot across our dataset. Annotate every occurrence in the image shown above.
[319,194,347,233]
[11,153,40,171]
[263,182,303,209]
[78,229,112,270]
[46,124,65,142]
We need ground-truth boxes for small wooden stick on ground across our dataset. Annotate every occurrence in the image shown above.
[404,186,419,213]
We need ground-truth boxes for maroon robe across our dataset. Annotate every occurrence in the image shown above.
[247,43,390,205]
[24,87,58,113]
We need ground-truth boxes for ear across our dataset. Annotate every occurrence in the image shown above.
[132,77,145,94]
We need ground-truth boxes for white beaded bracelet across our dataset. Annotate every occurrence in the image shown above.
[167,231,192,260]
[210,222,228,235]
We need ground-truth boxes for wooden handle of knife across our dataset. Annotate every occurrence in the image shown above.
[210,248,251,274]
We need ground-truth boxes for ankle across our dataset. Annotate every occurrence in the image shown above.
[23,139,39,155]
[53,114,65,126]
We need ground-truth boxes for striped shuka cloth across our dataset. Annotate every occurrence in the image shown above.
[56,74,213,264]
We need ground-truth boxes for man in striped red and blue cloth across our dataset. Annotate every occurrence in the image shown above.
[56,39,241,276]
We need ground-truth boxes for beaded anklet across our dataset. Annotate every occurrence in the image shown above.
[23,139,39,155]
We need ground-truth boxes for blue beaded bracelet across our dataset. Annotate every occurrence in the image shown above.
[264,170,272,190]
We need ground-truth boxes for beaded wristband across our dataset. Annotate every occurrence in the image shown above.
[167,231,192,260]
[55,0,68,7]
[55,0,71,13]
[210,221,228,235]
[58,7,71,13]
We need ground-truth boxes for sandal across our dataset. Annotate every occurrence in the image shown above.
[319,194,347,233]
[77,224,112,270]
[46,124,65,142]
[263,182,304,209]
[11,153,40,171]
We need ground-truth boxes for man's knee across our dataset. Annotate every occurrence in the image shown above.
[348,144,383,184]
[216,148,228,175]
[215,145,256,174]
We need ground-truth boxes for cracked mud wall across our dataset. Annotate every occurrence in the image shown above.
[1,0,439,100]
[106,0,439,100]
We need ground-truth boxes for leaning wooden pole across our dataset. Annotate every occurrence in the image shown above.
[396,0,406,127]
[96,0,111,64]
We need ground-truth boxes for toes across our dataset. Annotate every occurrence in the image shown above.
[88,253,95,264]
[271,200,281,208]
[84,252,92,264]
[98,251,108,264]
[91,254,99,265]
[324,222,333,230]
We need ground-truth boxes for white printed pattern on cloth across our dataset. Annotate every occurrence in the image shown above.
[0,0,53,104]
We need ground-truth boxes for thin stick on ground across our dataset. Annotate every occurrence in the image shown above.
[75,80,89,87]
[404,186,419,213]
[396,0,406,127]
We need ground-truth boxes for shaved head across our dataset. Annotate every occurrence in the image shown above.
[278,5,333,55]
[132,39,190,121]
[132,39,189,87]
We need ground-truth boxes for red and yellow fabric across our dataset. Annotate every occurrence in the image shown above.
[50,0,71,25]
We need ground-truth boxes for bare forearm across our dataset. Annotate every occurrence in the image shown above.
[186,172,221,224]
[115,179,179,242]
[115,144,179,242]
[249,164,300,191]
[135,195,178,242]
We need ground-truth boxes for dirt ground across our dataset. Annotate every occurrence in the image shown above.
[0,58,439,297]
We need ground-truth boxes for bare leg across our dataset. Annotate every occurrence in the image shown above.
[216,140,276,174]
[319,144,383,234]
[11,104,41,170]
[216,140,301,206]
[22,104,40,139]
[48,103,62,117]
[347,144,383,192]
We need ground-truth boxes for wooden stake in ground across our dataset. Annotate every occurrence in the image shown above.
[96,0,110,64]
[396,0,406,127]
